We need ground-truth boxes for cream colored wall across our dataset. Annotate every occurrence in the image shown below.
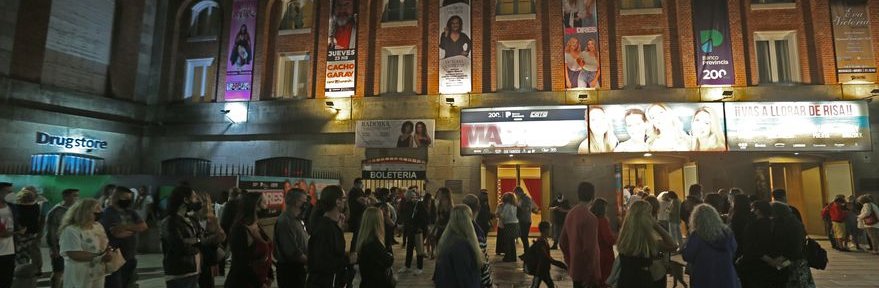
[801,166,825,236]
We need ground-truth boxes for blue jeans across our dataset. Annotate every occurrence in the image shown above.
[166,274,198,288]
[105,258,137,288]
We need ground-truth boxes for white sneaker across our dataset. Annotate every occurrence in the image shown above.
[397,267,409,274]
[413,269,423,276]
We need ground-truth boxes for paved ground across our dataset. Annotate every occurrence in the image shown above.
[30,234,879,288]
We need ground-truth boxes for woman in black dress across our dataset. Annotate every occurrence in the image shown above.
[225,192,273,288]
[397,121,415,147]
[414,122,432,147]
[439,16,471,59]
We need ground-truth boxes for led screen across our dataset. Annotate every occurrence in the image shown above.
[725,101,872,151]
[588,103,727,153]
[460,106,588,155]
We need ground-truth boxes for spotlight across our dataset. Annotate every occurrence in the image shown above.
[509,154,514,158]
[722,90,734,96]
[715,90,734,102]
[578,94,589,99]
[871,89,879,95]
[220,109,231,114]
[445,97,456,107]
[326,101,340,111]
[644,153,653,157]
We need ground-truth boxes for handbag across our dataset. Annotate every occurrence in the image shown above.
[865,204,879,226]
[105,249,127,273]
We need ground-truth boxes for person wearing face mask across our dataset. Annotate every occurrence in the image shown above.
[274,189,310,288]
[12,186,44,288]
[195,191,225,288]
[307,185,356,288]
[100,186,149,288]
[59,198,112,288]
[46,189,79,288]
[226,192,274,288]
[161,186,204,288]
[549,193,571,250]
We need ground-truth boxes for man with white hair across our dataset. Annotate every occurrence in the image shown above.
[329,0,357,50]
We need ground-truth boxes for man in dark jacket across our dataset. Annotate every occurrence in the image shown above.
[681,184,704,230]
[475,189,494,238]
[398,189,428,275]
[308,186,354,288]
[347,178,366,253]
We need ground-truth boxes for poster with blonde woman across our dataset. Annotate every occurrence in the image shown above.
[589,103,727,153]
[563,0,601,89]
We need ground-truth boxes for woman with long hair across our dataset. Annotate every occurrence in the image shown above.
[397,121,415,148]
[59,199,111,288]
[225,192,274,288]
[497,192,520,262]
[357,207,395,288]
[195,191,225,288]
[590,198,616,285]
[433,188,453,248]
[423,193,436,259]
[414,122,433,147]
[682,205,740,288]
[439,15,471,59]
[161,186,203,288]
[582,107,618,153]
[582,38,600,88]
[646,104,690,151]
[230,24,252,70]
[728,194,753,261]
[564,37,585,88]
[739,201,784,288]
[771,203,815,288]
[690,107,725,151]
[434,205,484,288]
[615,201,678,288]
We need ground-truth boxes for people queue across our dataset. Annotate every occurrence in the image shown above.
[5,178,876,288]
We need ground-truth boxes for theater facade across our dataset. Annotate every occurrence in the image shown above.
[1,0,878,233]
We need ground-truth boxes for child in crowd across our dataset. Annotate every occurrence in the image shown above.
[525,221,567,288]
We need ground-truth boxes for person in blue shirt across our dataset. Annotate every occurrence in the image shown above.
[101,186,148,288]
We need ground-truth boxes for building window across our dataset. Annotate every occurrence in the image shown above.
[381,46,417,94]
[280,0,315,30]
[276,53,310,98]
[497,0,535,15]
[755,31,800,84]
[752,0,794,4]
[383,0,417,22]
[620,0,661,9]
[622,35,665,87]
[255,157,312,177]
[189,1,220,38]
[161,158,212,176]
[184,58,215,99]
[30,153,104,175]
[497,40,536,91]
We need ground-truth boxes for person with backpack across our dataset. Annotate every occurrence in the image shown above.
[524,221,567,288]
[857,195,879,255]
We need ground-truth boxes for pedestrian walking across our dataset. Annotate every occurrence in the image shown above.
[434,205,485,288]
[590,198,616,285]
[559,182,603,288]
[274,188,310,288]
[497,192,520,262]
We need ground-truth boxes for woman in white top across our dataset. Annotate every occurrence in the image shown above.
[59,199,111,288]
[581,38,600,88]
[564,38,585,89]
[857,195,879,255]
[498,192,520,262]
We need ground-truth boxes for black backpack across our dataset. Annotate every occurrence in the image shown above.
[804,237,828,270]
[523,240,542,275]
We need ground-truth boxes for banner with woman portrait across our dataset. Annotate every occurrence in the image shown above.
[325,0,358,97]
[439,0,472,94]
[563,0,601,89]
[830,0,877,83]
[355,119,435,148]
[587,103,727,153]
[225,0,258,101]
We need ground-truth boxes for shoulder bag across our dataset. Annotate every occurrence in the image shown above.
[864,203,879,226]
[105,248,126,273]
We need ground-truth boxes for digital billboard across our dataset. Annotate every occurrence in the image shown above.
[460,106,588,155]
[725,101,872,151]
[588,103,727,153]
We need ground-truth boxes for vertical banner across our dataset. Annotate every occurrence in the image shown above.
[693,0,735,85]
[439,0,472,94]
[225,0,258,101]
[325,0,358,97]
[830,0,877,83]
[563,0,601,89]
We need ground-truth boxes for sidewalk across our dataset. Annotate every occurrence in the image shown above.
[32,236,879,288]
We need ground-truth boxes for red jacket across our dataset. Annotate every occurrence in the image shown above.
[822,202,848,222]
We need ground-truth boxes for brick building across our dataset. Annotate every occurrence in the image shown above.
[1,0,879,232]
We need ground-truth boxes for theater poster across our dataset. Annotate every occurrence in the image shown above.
[588,103,727,153]
[439,0,472,94]
[692,0,735,85]
[725,101,872,151]
[224,0,258,101]
[460,106,588,155]
[830,0,877,83]
[563,0,601,89]
[325,0,358,97]
[356,119,435,148]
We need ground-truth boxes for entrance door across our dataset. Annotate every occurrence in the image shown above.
[823,161,854,203]
[497,165,545,232]
[801,165,825,235]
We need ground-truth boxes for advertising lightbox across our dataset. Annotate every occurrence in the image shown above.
[725,101,872,151]
[460,106,588,155]
[588,103,727,153]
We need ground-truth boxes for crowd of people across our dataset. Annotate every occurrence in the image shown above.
[1,177,877,288]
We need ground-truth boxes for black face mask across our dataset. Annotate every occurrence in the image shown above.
[93,212,102,221]
[117,199,132,208]
[186,202,203,212]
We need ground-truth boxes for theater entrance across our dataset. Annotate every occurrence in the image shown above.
[754,156,854,236]
[481,160,551,232]
[615,156,699,222]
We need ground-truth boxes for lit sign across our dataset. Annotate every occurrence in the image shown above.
[460,106,588,155]
[35,132,108,150]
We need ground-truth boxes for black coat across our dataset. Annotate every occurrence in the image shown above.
[307,216,349,287]
[160,214,201,276]
[358,238,395,288]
